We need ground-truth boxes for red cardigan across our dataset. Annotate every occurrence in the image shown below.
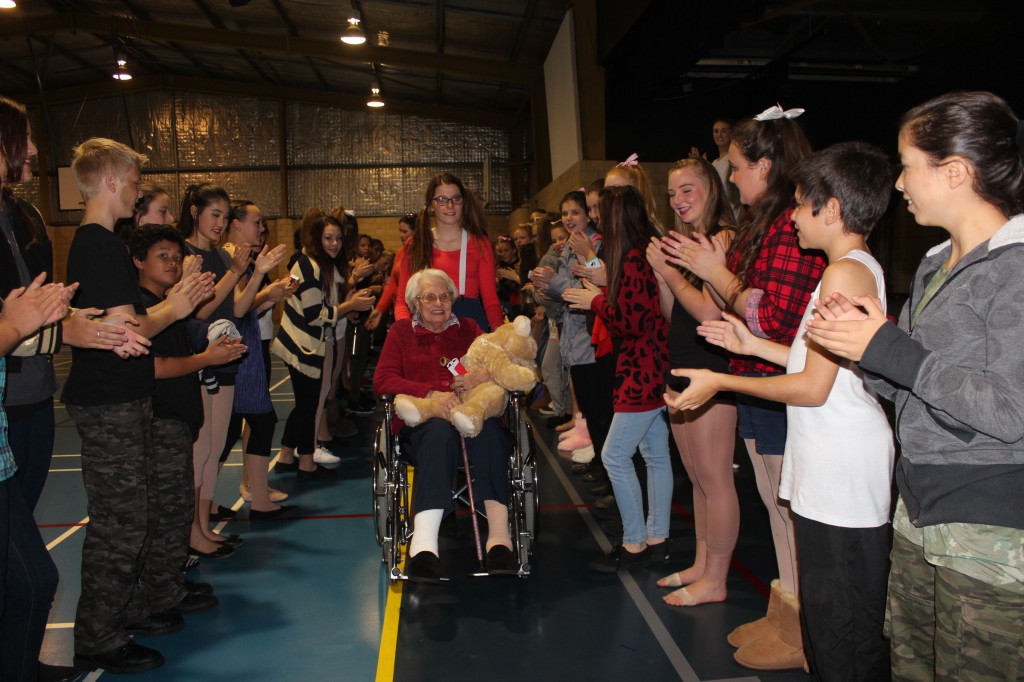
[591,248,669,412]
[374,316,483,430]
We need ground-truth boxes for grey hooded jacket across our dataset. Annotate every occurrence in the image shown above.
[860,214,1024,531]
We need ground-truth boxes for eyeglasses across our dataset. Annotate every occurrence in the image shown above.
[432,195,463,207]
[417,292,453,304]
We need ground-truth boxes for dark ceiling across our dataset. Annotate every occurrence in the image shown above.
[1,0,1021,159]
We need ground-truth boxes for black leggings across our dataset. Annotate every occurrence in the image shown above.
[569,353,616,465]
[281,365,324,455]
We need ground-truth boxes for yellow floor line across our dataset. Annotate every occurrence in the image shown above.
[46,516,89,551]
[375,468,412,682]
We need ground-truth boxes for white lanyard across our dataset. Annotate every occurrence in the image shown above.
[458,229,468,295]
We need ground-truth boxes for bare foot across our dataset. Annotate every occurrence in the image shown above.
[657,564,704,587]
[663,578,726,607]
[190,534,220,554]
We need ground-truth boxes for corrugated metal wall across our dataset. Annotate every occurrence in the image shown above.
[15,90,513,223]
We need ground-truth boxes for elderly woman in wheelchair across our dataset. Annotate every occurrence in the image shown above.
[374,269,518,582]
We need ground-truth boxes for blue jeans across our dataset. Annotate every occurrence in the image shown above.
[602,408,672,545]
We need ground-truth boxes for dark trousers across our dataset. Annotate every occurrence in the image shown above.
[405,417,509,513]
[141,418,194,615]
[282,365,323,454]
[7,398,55,511]
[67,399,155,655]
[346,319,372,404]
[570,353,616,465]
[794,513,891,682]
[0,477,59,681]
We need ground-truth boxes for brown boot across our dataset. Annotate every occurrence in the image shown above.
[727,579,782,648]
[733,584,806,671]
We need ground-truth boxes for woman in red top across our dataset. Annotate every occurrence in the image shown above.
[668,105,826,669]
[564,185,670,573]
[394,174,503,331]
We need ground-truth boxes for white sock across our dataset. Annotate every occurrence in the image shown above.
[409,509,444,557]
[484,500,511,551]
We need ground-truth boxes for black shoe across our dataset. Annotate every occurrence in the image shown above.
[593,493,617,510]
[589,544,652,573]
[297,464,337,481]
[589,481,612,496]
[406,551,442,584]
[485,545,518,575]
[37,662,83,682]
[188,543,235,559]
[216,533,243,548]
[182,554,199,571]
[74,641,164,674]
[273,459,298,473]
[163,592,219,615]
[249,505,297,521]
[184,580,213,596]
[209,505,237,521]
[581,469,607,483]
[124,613,185,637]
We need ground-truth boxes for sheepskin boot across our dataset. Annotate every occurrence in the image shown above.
[733,583,806,671]
[727,578,782,648]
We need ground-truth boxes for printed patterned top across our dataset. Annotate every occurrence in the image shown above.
[727,208,826,375]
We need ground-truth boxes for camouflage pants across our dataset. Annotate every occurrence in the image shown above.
[888,531,1024,681]
[139,417,194,614]
[67,399,155,656]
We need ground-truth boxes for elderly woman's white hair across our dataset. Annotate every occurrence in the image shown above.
[405,268,459,310]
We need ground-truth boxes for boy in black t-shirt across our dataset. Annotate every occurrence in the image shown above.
[128,225,246,634]
[64,138,212,675]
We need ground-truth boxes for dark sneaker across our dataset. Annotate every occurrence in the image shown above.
[74,641,164,674]
[184,580,213,595]
[589,545,652,573]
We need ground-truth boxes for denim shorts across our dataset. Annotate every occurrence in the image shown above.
[735,374,787,455]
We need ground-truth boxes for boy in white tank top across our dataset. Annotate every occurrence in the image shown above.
[666,142,895,681]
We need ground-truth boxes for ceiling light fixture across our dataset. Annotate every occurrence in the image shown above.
[0,1,17,9]
[112,56,132,81]
[366,81,385,108]
[341,12,366,45]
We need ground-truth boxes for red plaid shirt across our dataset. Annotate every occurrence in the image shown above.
[727,208,826,375]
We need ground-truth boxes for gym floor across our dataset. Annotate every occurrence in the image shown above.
[39,350,808,681]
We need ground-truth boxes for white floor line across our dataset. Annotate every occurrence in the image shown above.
[528,413,761,682]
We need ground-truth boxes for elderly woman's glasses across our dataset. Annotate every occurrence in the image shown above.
[418,292,452,304]
[432,195,463,207]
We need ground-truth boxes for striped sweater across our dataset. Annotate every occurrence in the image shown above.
[271,253,343,379]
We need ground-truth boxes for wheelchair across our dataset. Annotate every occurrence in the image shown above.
[372,391,539,580]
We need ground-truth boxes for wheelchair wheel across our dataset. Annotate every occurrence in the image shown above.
[372,421,391,555]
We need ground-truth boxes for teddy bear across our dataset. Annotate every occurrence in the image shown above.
[394,316,538,438]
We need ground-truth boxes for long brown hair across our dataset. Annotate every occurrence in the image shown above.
[0,97,46,250]
[668,158,736,286]
[302,215,346,300]
[599,185,659,307]
[725,115,811,303]
[408,173,488,273]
